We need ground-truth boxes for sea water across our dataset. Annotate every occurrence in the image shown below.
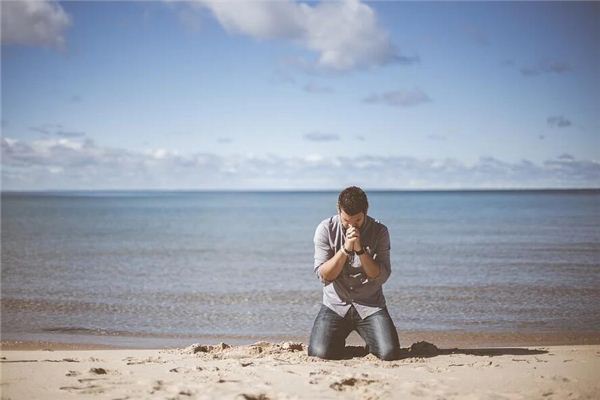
[2,190,599,346]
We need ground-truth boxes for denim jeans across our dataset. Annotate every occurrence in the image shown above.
[308,304,400,361]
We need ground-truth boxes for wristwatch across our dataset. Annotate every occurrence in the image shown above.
[355,247,365,255]
[341,245,353,256]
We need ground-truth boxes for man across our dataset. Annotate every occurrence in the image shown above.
[308,186,400,361]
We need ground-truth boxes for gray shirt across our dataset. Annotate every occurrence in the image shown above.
[313,214,392,319]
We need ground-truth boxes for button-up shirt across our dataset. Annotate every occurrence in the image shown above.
[313,214,392,319]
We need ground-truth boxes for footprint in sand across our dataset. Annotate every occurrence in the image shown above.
[309,369,332,384]
[238,394,271,400]
[59,384,108,395]
[551,375,574,383]
[149,379,165,394]
[169,367,194,373]
[329,377,377,391]
[123,356,168,365]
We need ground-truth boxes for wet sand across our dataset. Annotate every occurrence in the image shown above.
[3,329,600,350]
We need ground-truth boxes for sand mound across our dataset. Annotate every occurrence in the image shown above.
[181,340,442,361]
[181,341,306,360]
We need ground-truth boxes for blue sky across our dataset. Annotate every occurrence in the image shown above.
[1,0,599,190]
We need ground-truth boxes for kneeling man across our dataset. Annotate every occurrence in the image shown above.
[308,186,400,361]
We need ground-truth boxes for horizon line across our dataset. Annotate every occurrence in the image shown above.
[2,187,600,193]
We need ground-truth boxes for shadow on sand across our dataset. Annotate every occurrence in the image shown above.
[342,341,548,360]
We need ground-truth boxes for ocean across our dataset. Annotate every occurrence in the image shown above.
[1,190,599,347]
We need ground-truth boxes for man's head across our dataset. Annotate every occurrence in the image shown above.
[337,186,368,229]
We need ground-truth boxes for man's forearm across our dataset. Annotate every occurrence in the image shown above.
[358,252,381,279]
[318,249,349,282]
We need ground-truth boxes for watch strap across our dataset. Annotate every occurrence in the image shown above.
[342,245,353,256]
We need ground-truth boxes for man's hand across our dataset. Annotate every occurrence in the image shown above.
[346,225,362,251]
[346,223,380,279]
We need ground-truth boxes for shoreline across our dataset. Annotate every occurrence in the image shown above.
[3,329,599,351]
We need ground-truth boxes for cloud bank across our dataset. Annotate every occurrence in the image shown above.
[2,137,598,190]
[1,0,71,50]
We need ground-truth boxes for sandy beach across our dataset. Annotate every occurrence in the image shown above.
[2,340,599,400]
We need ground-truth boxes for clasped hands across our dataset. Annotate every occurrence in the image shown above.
[344,225,363,252]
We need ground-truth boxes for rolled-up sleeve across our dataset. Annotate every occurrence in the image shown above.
[313,222,334,285]
[368,226,392,285]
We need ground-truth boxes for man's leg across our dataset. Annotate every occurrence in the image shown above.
[355,307,400,361]
[308,304,353,360]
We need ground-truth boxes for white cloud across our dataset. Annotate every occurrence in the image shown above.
[1,0,72,50]
[304,153,324,163]
[300,0,398,71]
[186,0,409,72]
[2,137,599,190]
[143,148,181,160]
[196,0,304,39]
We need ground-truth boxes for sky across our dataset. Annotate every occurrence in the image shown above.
[1,0,599,190]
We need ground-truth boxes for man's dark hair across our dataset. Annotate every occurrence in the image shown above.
[337,186,369,215]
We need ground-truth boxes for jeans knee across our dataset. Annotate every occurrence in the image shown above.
[374,347,398,361]
[307,345,326,359]
[308,345,337,360]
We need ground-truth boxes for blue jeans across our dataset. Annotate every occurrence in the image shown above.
[308,304,400,361]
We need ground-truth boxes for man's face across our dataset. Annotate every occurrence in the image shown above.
[339,209,366,230]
